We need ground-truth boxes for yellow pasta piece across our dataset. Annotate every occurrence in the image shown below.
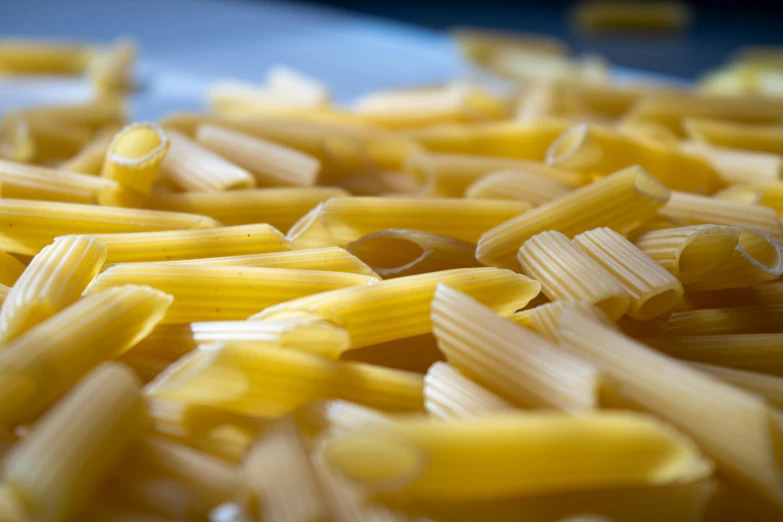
[690,363,783,409]
[339,333,444,374]
[196,124,320,187]
[518,231,630,319]
[680,142,782,185]
[100,122,170,208]
[3,363,146,522]
[664,305,783,336]
[477,166,670,269]
[0,236,106,342]
[546,123,725,194]
[87,264,374,323]
[0,39,94,75]
[320,412,710,500]
[453,27,568,62]
[0,158,118,204]
[145,186,346,231]
[633,225,739,283]
[0,250,25,287]
[404,151,587,198]
[347,230,480,278]
[559,309,783,506]
[574,228,683,319]
[59,130,116,175]
[573,1,691,33]
[618,119,681,147]
[158,129,255,192]
[286,203,341,250]
[527,301,614,342]
[0,285,170,427]
[87,38,136,93]
[3,100,126,133]
[86,223,293,264]
[147,342,425,415]
[101,476,204,521]
[627,215,686,237]
[680,282,783,311]
[0,199,218,256]
[423,361,515,420]
[252,268,541,350]
[659,191,783,239]
[718,183,783,216]
[465,168,574,204]
[432,285,601,412]
[0,114,92,164]
[685,117,783,155]
[297,400,393,438]
[310,196,531,246]
[0,485,29,522]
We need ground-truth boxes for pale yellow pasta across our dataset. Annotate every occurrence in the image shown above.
[527,301,614,342]
[339,333,444,374]
[518,231,630,319]
[0,485,28,522]
[244,417,330,522]
[319,412,710,500]
[146,186,347,231]
[685,117,783,154]
[0,158,119,204]
[100,122,170,207]
[718,183,783,216]
[2,100,126,133]
[347,230,480,278]
[478,166,670,269]
[87,38,136,93]
[286,203,341,250]
[664,305,783,336]
[0,39,95,74]
[0,114,90,164]
[0,284,9,308]
[310,196,531,246]
[0,236,106,341]
[266,65,331,107]
[431,284,601,412]
[252,268,541,350]
[424,361,515,420]
[559,309,783,506]
[196,124,320,187]
[633,225,739,283]
[659,191,783,239]
[86,264,375,323]
[3,363,146,522]
[404,150,587,197]
[59,130,115,175]
[159,129,255,192]
[85,223,293,264]
[627,215,686,237]
[0,250,25,286]
[680,282,783,310]
[573,1,691,33]
[0,285,170,427]
[691,363,783,408]
[618,120,681,147]
[465,168,574,205]
[680,142,782,185]
[298,400,394,440]
[574,228,683,319]
[147,342,425,415]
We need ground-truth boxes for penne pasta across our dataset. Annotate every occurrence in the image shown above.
[159,129,255,192]
[573,1,691,33]
[574,228,684,319]
[86,264,376,323]
[298,400,393,438]
[680,142,782,186]
[0,158,119,204]
[59,129,116,175]
[432,285,601,412]
[2,100,126,133]
[0,199,218,255]
[477,165,670,269]
[85,223,294,264]
[559,309,783,506]
[423,362,515,420]
[659,191,783,239]
[518,231,631,319]
[464,168,574,204]
[691,363,783,408]
[87,38,136,93]
[0,250,26,287]
[286,203,341,250]
[196,124,320,187]
[664,305,783,336]
[145,186,347,231]
[679,282,783,310]
[633,225,739,283]
[100,122,170,207]
[339,333,444,374]
[252,268,541,350]
[717,183,783,216]
[319,412,710,500]
[346,230,480,278]
[146,342,425,415]
[0,39,94,75]
[526,301,614,342]
[685,117,783,155]
[310,196,531,246]
[0,114,92,164]
[0,236,106,341]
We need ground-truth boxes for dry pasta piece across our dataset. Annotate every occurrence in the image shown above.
[518,231,630,319]
[680,282,783,310]
[627,215,686,237]
[86,223,293,264]
[659,191,783,239]
[633,225,739,283]
[86,264,376,323]
[0,250,25,286]
[196,124,320,187]
[0,236,106,342]
[347,230,480,278]
[312,196,531,246]
[465,169,574,205]
[685,117,783,155]
[664,305,783,336]
[146,342,425,415]
[573,1,691,33]
[146,186,346,231]
[618,119,681,147]
[0,158,119,204]
[339,333,444,374]
[691,363,783,408]
[0,114,92,164]
[319,412,710,500]
[405,151,586,197]
[717,183,783,216]
[87,38,136,93]
[432,285,601,412]
[574,228,683,319]
[0,199,218,255]
[2,100,126,133]
[59,130,116,175]
[0,39,95,74]
[297,400,393,439]
[478,165,670,269]
[100,122,170,207]
[527,301,614,342]
[286,203,341,250]
[680,142,782,185]
[0,485,29,522]
[252,267,541,350]
[424,361,515,420]
[3,363,146,522]
[559,309,783,506]
[158,129,255,192]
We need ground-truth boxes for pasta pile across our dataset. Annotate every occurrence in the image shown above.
[1,26,783,522]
